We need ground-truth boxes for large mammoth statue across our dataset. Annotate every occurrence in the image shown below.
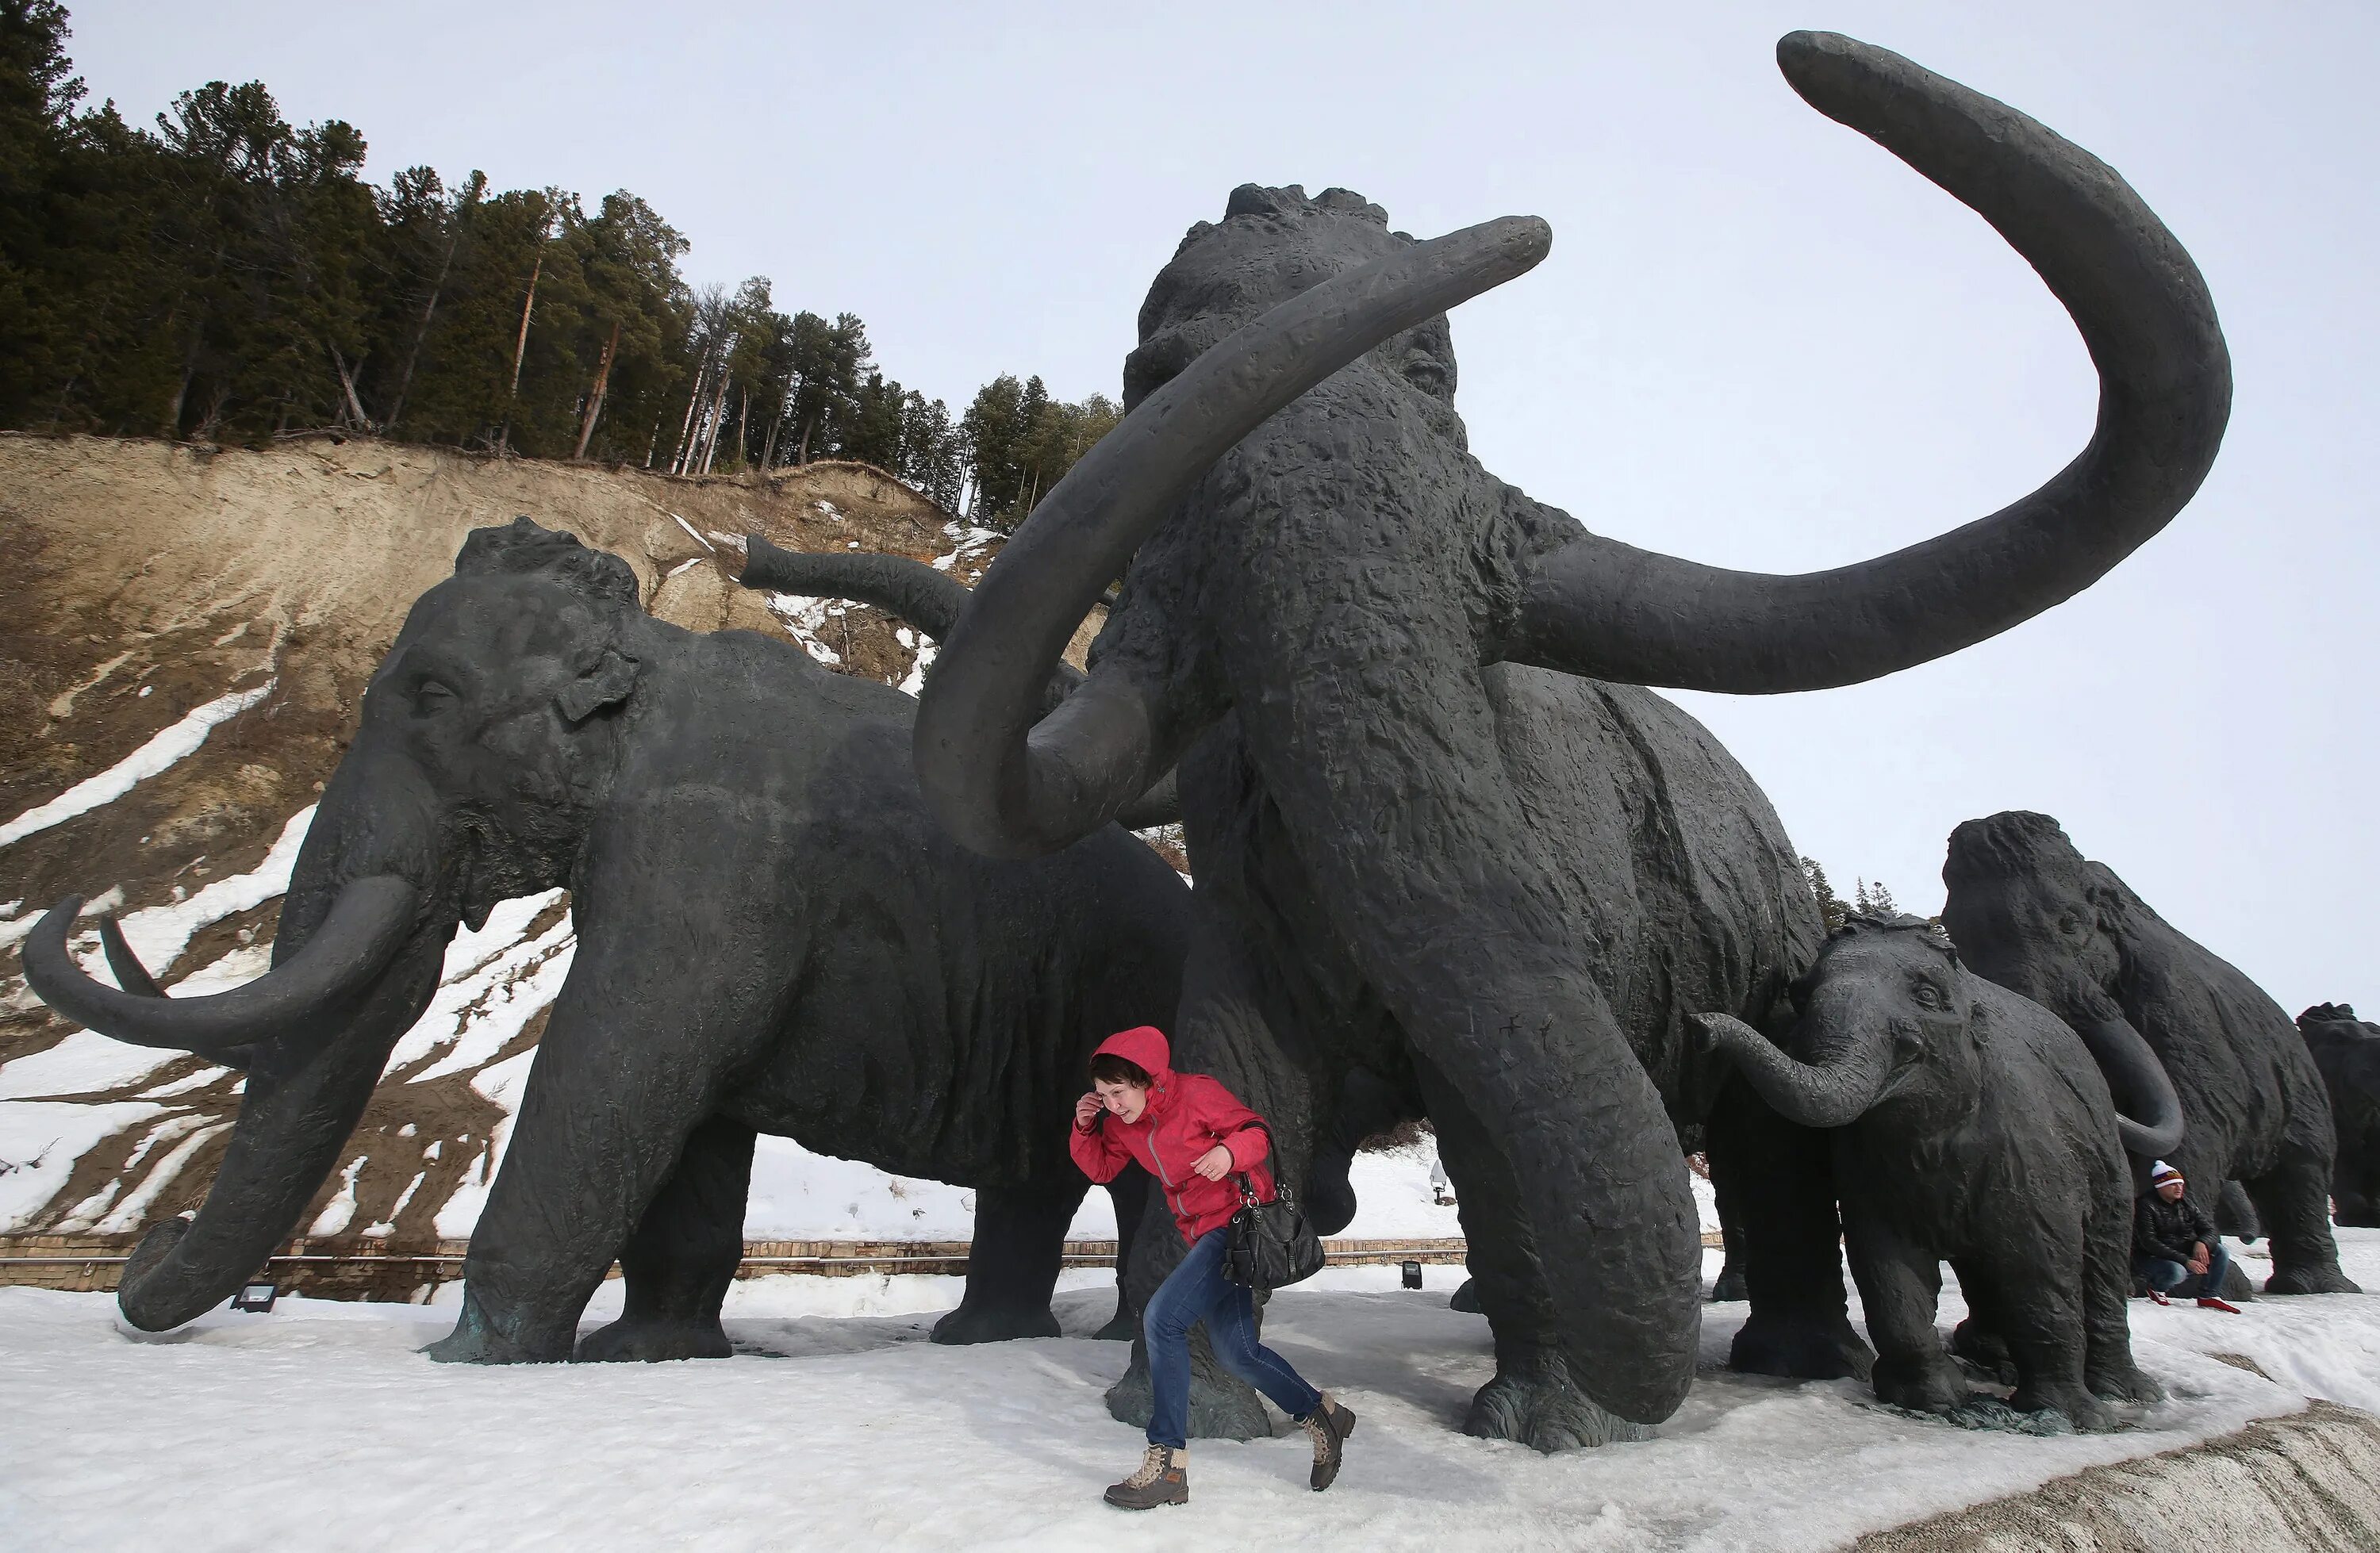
[24,519,1189,1358]
[2296,1003,2380,1227]
[1940,812,2359,1294]
[904,32,2231,1444]
[1698,916,2174,1428]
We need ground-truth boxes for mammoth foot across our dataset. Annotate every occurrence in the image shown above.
[2086,1359,2164,1407]
[1104,1349,1272,1440]
[930,1301,1061,1345]
[1871,1352,1973,1418]
[421,1291,571,1364]
[2009,1380,2118,1433]
[2264,1263,2360,1296]
[1090,1297,1139,1342]
[1447,1278,1481,1314]
[1706,1264,1749,1304]
[1464,1351,1654,1453]
[574,1316,732,1363]
[1949,1317,2016,1386]
[1730,1306,1873,1382]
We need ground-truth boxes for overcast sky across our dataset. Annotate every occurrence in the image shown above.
[57,1,2378,1012]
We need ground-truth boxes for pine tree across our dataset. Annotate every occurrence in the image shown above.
[1801,857,1848,933]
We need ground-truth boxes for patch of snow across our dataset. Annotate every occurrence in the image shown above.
[309,1155,364,1236]
[138,1065,231,1101]
[390,911,575,1082]
[54,1110,202,1230]
[0,1101,161,1230]
[432,1048,539,1236]
[92,1120,229,1233]
[0,1030,183,1102]
[762,592,843,665]
[364,1171,428,1237]
[94,805,317,981]
[3,1236,2377,1550]
[670,514,715,552]
[665,556,703,580]
[897,641,937,698]
[0,679,275,851]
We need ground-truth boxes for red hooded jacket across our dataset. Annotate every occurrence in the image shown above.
[1069,1026,1276,1244]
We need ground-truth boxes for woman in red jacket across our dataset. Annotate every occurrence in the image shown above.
[1070,1025,1355,1510]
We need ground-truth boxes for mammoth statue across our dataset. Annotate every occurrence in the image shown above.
[1941,812,2359,1294]
[1697,917,2173,1428]
[901,32,2231,1444]
[24,519,1190,1358]
[2297,1004,2380,1227]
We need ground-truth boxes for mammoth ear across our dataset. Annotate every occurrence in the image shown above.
[555,646,639,724]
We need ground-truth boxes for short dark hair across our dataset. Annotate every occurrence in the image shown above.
[1089,1052,1151,1087]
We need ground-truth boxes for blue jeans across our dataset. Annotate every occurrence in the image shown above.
[2142,1240,2232,1297]
[1144,1228,1323,1449]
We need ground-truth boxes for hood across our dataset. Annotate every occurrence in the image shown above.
[1096,1026,1177,1091]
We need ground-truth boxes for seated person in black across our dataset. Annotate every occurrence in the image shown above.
[2133,1160,2239,1312]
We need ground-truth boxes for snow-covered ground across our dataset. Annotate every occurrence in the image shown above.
[3,1234,2374,1551]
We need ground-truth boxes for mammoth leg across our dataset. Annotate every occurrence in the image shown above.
[576,1114,756,1363]
[1092,1166,1152,1341]
[1416,1053,1651,1451]
[1106,907,1300,1440]
[2244,1147,2360,1295]
[1232,616,1702,1428]
[1706,1080,1869,1378]
[932,1177,1087,1344]
[1840,1209,1964,1416]
[1979,1238,2113,1430]
[2082,1182,2159,1405]
[428,884,777,1364]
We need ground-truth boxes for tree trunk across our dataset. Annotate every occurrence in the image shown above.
[385,221,461,432]
[669,359,707,476]
[574,320,620,460]
[328,344,370,430]
[497,255,542,454]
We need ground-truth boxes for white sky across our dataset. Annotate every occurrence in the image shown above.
[57,1,2379,1012]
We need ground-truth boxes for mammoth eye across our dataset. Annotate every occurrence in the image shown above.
[412,680,459,715]
[2056,912,2086,936]
[1913,983,1947,1011]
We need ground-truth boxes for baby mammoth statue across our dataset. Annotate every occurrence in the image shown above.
[2297,1004,2380,1227]
[1697,916,2178,1429]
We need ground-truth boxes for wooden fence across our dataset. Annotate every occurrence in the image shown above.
[0,1232,1495,1304]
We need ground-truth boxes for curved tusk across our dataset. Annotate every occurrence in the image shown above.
[916,215,1553,858]
[21,876,419,1060]
[1506,31,2229,693]
[2072,1015,2186,1158]
[96,915,167,999]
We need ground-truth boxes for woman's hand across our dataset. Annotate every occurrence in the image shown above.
[1075,1092,1104,1129]
[1191,1144,1234,1181]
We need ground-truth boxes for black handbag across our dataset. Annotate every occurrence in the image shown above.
[1223,1170,1326,1291]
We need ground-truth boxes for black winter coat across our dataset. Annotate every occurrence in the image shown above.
[2132,1190,2217,1265]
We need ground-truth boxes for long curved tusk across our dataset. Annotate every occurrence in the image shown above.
[21,876,419,1060]
[97,915,167,999]
[2072,1016,2186,1158]
[1505,31,2229,692]
[916,215,1553,858]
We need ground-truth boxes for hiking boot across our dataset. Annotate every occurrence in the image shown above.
[2198,1294,2242,1313]
[1299,1391,1357,1491]
[1104,1444,1187,1511]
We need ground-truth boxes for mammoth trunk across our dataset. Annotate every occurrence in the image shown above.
[116,930,447,1330]
[113,750,452,1331]
[1709,1014,1890,1131]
